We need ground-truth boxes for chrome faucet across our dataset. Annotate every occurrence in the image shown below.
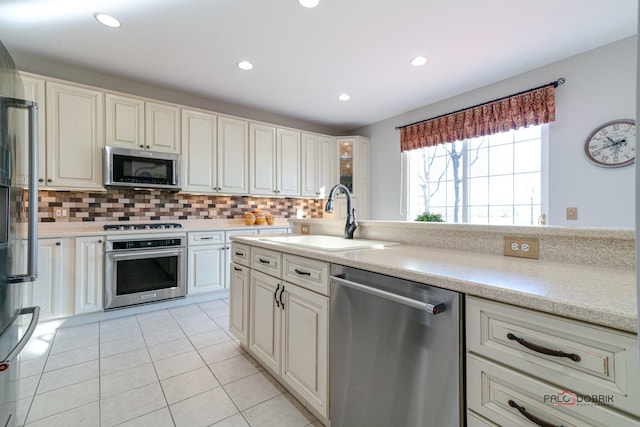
[325,184,357,239]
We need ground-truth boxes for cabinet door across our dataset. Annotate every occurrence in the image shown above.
[249,270,281,373]
[145,101,180,153]
[22,239,63,320]
[105,93,145,150]
[46,81,104,189]
[16,73,46,188]
[217,116,249,194]
[300,133,318,197]
[187,245,225,294]
[281,282,329,418]
[182,109,217,193]
[249,123,277,195]
[229,263,250,346]
[75,236,104,314]
[276,129,300,196]
[355,137,371,219]
[317,136,336,198]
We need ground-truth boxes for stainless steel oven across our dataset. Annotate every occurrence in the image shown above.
[104,231,187,310]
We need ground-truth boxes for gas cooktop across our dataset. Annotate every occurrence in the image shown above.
[103,223,183,231]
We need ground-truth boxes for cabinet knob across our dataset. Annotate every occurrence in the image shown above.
[139,145,144,148]
[98,240,103,244]
[47,179,52,183]
[38,178,44,183]
[55,242,61,246]
[146,145,150,149]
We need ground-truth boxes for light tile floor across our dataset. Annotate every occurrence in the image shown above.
[16,299,321,427]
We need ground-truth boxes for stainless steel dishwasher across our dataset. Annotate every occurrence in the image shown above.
[330,264,463,427]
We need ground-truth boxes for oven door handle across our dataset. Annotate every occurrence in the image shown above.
[107,248,185,261]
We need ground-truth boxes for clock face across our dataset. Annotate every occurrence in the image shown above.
[584,120,636,167]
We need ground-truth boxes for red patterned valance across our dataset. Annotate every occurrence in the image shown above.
[399,82,559,152]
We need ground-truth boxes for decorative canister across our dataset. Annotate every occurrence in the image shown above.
[244,212,255,225]
[254,212,266,225]
[265,213,274,225]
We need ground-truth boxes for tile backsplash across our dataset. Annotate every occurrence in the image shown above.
[33,190,324,222]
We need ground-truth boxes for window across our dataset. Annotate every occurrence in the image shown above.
[407,125,545,225]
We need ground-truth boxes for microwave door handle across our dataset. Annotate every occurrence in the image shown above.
[3,98,39,283]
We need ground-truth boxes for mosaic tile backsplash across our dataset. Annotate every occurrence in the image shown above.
[33,190,325,222]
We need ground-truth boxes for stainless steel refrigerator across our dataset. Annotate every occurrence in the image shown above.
[0,40,40,427]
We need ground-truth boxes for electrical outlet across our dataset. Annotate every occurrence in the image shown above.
[52,207,69,220]
[208,209,217,218]
[301,225,310,235]
[566,207,578,220]
[503,236,539,259]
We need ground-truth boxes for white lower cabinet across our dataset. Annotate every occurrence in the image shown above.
[466,296,640,426]
[19,238,74,320]
[229,262,250,346]
[232,243,329,421]
[187,231,226,295]
[74,236,104,314]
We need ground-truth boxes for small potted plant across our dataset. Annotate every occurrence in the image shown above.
[415,212,445,222]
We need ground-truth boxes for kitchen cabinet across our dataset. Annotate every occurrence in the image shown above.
[249,124,301,196]
[105,94,180,153]
[466,296,640,425]
[15,72,46,188]
[187,231,226,295]
[334,136,370,220]
[19,238,73,320]
[74,236,104,314]
[301,134,336,198]
[45,80,104,190]
[236,244,328,420]
[224,229,260,287]
[181,108,218,193]
[217,116,249,194]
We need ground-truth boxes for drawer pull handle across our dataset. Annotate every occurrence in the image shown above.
[508,400,560,427]
[294,268,311,276]
[259,258,271,264]
[233,267,242,272]
[279,284,285,310]
[200,237,215,240]
[507,333,581,362]
[235,251,244,256]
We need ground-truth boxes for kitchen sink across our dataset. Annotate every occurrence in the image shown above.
[259,234,398,251]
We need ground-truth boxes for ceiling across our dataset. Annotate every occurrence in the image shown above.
[0,0,636,132]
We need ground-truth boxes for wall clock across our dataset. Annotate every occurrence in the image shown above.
[584,119,635,167]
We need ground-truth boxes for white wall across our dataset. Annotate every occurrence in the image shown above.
[354,37,637,228]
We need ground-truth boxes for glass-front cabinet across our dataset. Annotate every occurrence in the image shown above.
[333,136,370,220]
[338,139,354,193]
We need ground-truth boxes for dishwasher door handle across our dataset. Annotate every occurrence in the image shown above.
[330,275,445,314]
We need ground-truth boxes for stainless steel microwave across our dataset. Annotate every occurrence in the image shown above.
[104,146,182,191]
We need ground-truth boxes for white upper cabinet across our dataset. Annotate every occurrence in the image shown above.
[217,116,250,194]
[301,133,335,198]
[105,93,145,150]
[250,124,301,196]
[276,129,301,196]
[106,94,180,154]
[16,73,46,187]
[182,108,217,193]
[145,101,181,153]
[46,81,104,189]
[249,123,277,195]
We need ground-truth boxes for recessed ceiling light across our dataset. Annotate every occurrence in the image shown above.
[298,0,320,8]
[237,61,254,70]
[410,56,428,66]
[338,94,351,101]
[94,12,120,28]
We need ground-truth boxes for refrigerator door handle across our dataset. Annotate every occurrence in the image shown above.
[2,97,39,283]
[0,306,40,373]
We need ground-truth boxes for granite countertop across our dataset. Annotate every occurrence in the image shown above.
[26,219,292,238]
[232,234,638,334]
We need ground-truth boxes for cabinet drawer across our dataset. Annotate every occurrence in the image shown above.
[467,411,499,427]
[251,247,282,277]
[188,231,224,246]
[283,254,329,295]
[466,296,640,418]
[231,243,251,267]
[467,354,640,427]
